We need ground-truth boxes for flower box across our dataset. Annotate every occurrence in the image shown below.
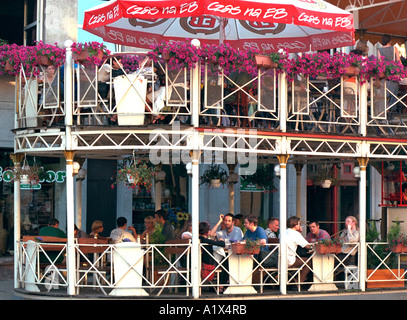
[38,55,53,66]
[74,50,103,63]
[4,61,13,72]
[315,244,342,254]
[344,66,360,76]
[254,54,278,69]
[391,244,407,253]
[367,269,405,288]
[231,242,260,255]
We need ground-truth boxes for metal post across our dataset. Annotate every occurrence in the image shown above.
[358,157,369,291]
[278,154,289,295]
[64,151,76,295]
[360,82,368,136]
[190,148,201,299]
[64,40,73,126]
[11,154,23,289]
[279,72,287,133]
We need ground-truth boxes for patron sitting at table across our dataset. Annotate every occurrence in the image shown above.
[243,215,267,245]
[286,216,313,284]
[39,218,67,264]
[110,217,137,244]
[216,213,244,243]
[140,215,156,243]
[89,220,107,240]
[265,217,280,240]
[337,216,360,265]
[306,221,330,243]
[155,209,175,241]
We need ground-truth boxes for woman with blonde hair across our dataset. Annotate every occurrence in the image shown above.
[141,215,156,243]
[89,220,105,239]
[338,216,360,265]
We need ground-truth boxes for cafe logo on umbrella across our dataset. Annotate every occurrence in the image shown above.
[240,21,286,35]
[180,16,221,35]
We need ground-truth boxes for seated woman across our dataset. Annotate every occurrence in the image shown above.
[140,215,156,243]
[199,221,227,292]
[338,216,360,266]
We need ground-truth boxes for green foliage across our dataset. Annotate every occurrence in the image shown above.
[200,164,229,186]
[318,237,344,246]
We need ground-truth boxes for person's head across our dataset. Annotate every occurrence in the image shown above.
[244,215,258,232]
[199,221,211,236]
[345,216,358,230]
[381,34,392,46]
[91,220,104,234]
[223,213,236,231]
[267,217,280,233]
[234,214,243,227]
[287,216,301,231]
[49,218,59,228]
[116,217,127,229]
[112,56,122,69]
[154,209,167,225]
[355,40,369,55]
[309,221,321,235]
[144,216,155,230]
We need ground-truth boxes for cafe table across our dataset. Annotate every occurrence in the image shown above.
[223,247,257,295]
[308,252,338,292]
[109,242,148,296]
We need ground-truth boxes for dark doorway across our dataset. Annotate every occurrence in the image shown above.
[307,186,333,235]
[0,0,24,44]
[86,159,117,237]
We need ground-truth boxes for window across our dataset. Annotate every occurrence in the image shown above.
[24,0,43,45]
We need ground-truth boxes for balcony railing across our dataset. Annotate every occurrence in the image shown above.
[14,54,407,137]
[16,239,407,297]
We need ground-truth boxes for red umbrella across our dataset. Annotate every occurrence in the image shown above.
[83,0,355,53]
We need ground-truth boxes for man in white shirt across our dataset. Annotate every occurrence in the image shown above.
[110,217,137,244]
[286,216,312,283]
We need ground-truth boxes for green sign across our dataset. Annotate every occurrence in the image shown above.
[240,177,264,192]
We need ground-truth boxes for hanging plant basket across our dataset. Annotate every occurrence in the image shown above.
[210,179,221,188]
[19,174,31,185]
[321,179,332,188]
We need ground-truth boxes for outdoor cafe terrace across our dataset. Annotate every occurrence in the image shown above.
[8,41,407,298]
[8,41,407,151]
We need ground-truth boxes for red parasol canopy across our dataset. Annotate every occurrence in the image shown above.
[83,0,355,52]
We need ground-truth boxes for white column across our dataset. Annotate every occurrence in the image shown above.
[358,157,368,291]
[64,40,73,126]
[278,154,289,295]
[279,72,287,133]
[191,150,200,299]
[359,82,368,137]
[11,154,23,289]
[64,151,76,295]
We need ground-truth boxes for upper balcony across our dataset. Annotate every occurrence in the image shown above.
[10,43,407,157]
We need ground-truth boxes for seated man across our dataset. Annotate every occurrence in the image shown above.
[243,215,267,245]
[216,213,244,242]
[38,218,67,264]
[286,216,313,284]
[110,217,137,244]
[306,221,330,243]
[265,217,280,240]
[154,209,175,241]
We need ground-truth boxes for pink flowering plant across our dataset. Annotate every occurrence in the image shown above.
[34,41,65,67]
[71,41,111,68]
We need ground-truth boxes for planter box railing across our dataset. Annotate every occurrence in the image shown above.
[13,56,407,137]
[16,240,407,296]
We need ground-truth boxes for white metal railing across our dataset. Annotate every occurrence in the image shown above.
[17,240,407,296]
[16,56,407,137]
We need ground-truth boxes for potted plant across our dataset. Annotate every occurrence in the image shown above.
[366,220,404,288]
[12,155,43,185]
[254,49,286,69]
[71,41,110,67]
[200,164,229,188]
[312,165,339,188]
[34,41,65,67]
[111,155,156,190]
[315,237,343,254]
[231,239,261,255]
